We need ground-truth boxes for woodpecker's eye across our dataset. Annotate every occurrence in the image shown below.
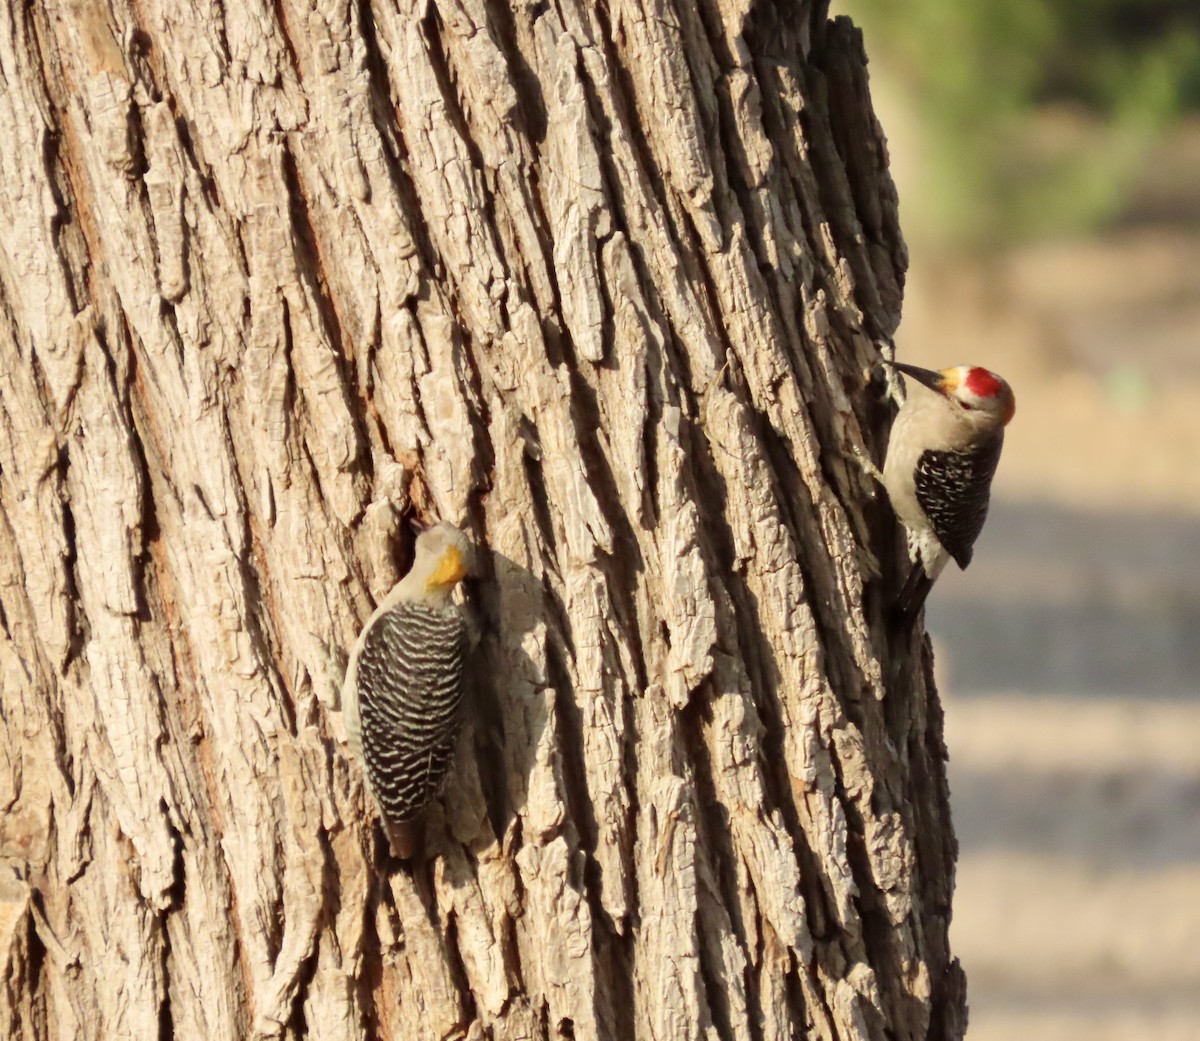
[959,401,976,410]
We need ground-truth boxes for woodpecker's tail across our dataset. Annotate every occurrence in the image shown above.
[384,818,421,860]
[893,564,933,635]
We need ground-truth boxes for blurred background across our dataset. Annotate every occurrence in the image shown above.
[834,2,1200,1037]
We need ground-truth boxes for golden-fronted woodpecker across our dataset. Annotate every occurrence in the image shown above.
[882,361,1016,628]
[342,522,471,858]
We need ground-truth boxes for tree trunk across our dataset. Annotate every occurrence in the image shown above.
[0,0,963,1039]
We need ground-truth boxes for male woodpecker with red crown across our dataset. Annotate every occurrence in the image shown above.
[881,361,1017,631]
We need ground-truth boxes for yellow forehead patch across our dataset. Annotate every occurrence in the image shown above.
[937,368,962,393]
[427,545,466,589]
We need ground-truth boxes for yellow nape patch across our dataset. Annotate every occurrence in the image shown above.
[427,545,466,590]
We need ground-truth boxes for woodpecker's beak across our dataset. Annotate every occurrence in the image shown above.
[886,360,950,396]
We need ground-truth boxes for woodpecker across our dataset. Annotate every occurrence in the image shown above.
[342,522,471,858]
[881,361,1015,629]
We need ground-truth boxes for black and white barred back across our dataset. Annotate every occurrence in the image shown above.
[914,434,1004,569]
[355,600,468,824]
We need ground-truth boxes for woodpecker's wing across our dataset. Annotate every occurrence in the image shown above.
[913,434,1003,569]
[355,600,468,825]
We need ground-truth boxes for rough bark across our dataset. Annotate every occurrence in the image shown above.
[0,1,963,1039]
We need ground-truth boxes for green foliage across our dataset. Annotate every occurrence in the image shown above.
[839,0,1200,245]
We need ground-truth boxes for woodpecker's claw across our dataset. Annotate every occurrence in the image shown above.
[852,446,884,487]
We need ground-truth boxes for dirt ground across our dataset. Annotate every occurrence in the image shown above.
[896,213,1200,1039]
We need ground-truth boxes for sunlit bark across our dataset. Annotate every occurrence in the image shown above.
[0,1,963,1038]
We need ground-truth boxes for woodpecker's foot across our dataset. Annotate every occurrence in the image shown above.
[850,444,885,488]
[858,543,883,580]
[872,339,906,407]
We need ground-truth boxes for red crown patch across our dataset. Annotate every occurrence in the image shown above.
[965,367,1003,398]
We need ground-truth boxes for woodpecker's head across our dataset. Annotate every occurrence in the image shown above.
[411,522,471,601]
[889,361,1016,429]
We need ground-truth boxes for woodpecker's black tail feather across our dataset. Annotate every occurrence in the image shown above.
[384,817,421,861]
[893,564,933,636]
